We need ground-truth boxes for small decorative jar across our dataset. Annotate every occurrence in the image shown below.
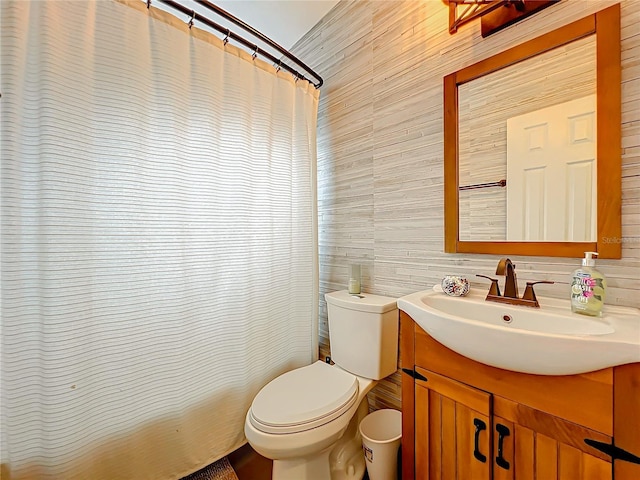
[441,275,470,297]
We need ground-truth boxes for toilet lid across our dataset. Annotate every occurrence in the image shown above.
[249,361,359,434]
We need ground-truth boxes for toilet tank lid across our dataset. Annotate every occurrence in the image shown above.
[325,290,397,314]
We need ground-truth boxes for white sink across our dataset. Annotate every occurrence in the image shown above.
[397,288,640,376]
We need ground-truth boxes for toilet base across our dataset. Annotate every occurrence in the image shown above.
[271,399,369,480]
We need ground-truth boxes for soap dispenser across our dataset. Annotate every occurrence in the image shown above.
[571,252,606,317]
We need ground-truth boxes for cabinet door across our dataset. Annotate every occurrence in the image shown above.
[493,400,613,480]
[415,368,491,480]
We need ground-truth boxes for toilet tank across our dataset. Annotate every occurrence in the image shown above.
[324,291,398,380]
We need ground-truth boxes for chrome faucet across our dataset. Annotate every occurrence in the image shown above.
[477,258,554,308]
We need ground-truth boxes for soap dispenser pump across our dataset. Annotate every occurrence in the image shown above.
[570,252,606,317]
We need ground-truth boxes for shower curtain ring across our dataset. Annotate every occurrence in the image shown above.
[146,0,151,8]
[188,10,195,29]
[223,29,230,45]
[275,61,282,73]
[252,46,258,60]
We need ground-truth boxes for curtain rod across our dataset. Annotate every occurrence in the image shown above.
[150,0,323,88]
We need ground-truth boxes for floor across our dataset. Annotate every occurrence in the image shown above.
[228,443,272,480]
[226,443,383,480]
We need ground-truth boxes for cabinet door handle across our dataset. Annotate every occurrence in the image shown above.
[495,423,511,470]
[473,418,487,463]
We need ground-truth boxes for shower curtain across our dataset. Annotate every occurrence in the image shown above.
[0,1,319,479]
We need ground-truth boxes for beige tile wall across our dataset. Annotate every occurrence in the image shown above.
[292,0,640,412]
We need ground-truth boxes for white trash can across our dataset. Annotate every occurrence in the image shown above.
[358,409,402,480]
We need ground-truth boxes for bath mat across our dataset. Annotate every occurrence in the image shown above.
[181,457,239,480]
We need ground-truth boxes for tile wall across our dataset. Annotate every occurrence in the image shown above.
[292,0,639,411]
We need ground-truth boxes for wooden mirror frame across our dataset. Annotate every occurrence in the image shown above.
[444,4,621,258]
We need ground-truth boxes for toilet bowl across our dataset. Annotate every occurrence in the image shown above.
[244,291,399,480]
[245,361,375,479]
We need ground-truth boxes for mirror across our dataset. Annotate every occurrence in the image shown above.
[444,4,621,258]
[458,35,596,243]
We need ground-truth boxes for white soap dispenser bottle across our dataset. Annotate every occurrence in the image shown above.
[570,252,606,316]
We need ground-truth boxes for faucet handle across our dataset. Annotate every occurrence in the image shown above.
[522,281,555,303]
[476,274,501,297]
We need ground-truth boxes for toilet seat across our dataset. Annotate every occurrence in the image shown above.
[249,361,359,434]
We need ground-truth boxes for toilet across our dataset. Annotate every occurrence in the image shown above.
[244,290,399,480]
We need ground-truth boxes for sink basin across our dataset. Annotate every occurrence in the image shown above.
[397,288,640,376]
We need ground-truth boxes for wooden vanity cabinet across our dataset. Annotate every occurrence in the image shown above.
[414,369,492,479]
[401,312,640,480]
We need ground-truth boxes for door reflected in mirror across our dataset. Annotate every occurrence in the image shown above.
[458,35,596,242]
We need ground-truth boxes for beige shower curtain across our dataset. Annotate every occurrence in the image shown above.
[0,1,319,478]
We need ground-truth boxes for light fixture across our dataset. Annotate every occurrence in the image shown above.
[444,0,560,37]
